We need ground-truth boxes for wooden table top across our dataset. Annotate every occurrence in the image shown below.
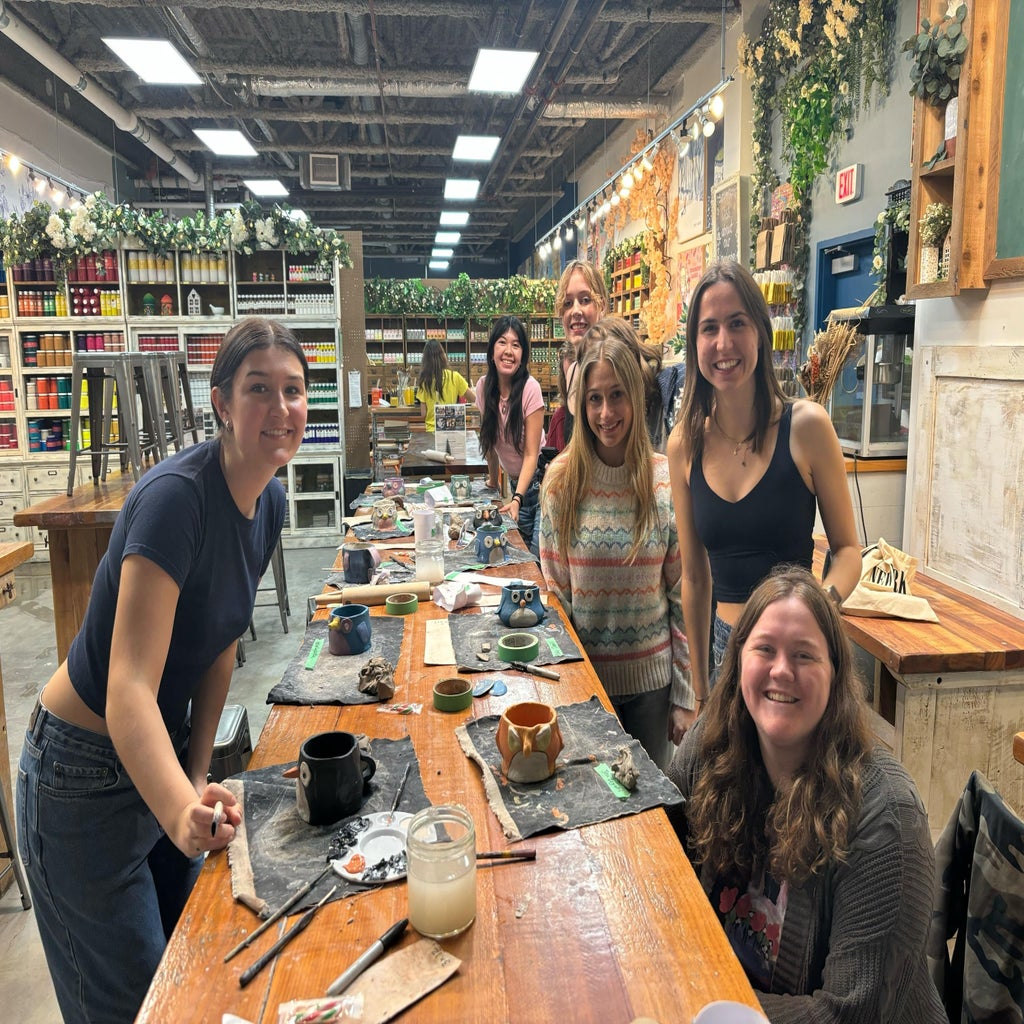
[0,540,34,576]
[813,537,1024,676]
[1015,733,1024,766]
[138,556,759,1023]
[398,429,488,479]
[14,471,137,529]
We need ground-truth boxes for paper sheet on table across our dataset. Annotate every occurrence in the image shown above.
[424,618,457,665]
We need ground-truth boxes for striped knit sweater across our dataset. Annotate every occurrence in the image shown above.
[539,452,692,709]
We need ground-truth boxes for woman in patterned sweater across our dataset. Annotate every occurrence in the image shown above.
[539,317,693,768]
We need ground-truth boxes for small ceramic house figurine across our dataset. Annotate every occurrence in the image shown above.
[160,294,174,316]
[187,288,202,316]
[498,583,545,627]
[142,292,156,316]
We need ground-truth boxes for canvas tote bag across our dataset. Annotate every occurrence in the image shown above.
[840,538,939,622]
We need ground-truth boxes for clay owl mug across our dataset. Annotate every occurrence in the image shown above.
[371,498,399,531]
[296,730,376,826]
[328,604,373,656]
[496,702,563,783]
[381,476,405,498]
[342,541,381,584]
[450,474,472,501]
[498,582,546,627]
[472,503,502,529]
[475,524,507,564]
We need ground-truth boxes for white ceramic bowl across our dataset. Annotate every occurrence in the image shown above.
[209,304,225,316]
[693,1002,769,1024]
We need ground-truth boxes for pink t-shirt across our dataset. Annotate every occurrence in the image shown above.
[476,376,546,478]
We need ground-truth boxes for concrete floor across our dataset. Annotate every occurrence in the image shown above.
[0,544,337,1023]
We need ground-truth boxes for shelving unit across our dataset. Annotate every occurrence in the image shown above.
[0,244,347,551]
[906,0,998,298]
[608,252,649,333]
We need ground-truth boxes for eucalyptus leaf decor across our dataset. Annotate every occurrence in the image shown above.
[902,3,968,108]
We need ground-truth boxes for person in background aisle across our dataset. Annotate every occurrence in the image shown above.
[544,340,576,452]
[666,259,860,716]
[555,259,609,446]
[17,317,308,1024]
[477,314,545,549]
[415,336,475,432]
[668,567,946,1024]
[539,317,692,768]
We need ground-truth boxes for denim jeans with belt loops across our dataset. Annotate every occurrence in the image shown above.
[17,700,202,1024]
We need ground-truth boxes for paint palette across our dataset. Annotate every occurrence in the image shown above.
[330,811,413,884]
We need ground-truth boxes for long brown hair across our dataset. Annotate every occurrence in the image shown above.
[541,317,657,564]
[416,338,450,398]
[672,259,787,462]
[686,567,874,885]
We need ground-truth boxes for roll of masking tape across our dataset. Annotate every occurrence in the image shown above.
[497,631,540,663]
[385,592,419,615]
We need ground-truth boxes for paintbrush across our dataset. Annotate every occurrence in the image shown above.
[477,849,536,860]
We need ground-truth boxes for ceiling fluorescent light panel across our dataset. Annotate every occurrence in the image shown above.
[468,49,539,94]
[102,38,201,85]
[444,179,479,201]
[439,211,470,226]
[453,135,500,162]
[194,129,257,156]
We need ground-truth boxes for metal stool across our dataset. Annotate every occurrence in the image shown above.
[66,352,163,494]
[153,351,199,450]
[0,780,31,910]
[251,538,290,634]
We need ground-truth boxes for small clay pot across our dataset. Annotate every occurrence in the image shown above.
[496,701,563,783]
[433,677,473,712]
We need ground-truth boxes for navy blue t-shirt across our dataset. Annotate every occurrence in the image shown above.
[67,439,285,731]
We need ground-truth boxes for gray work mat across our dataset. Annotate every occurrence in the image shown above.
[456,696,682,842]
[223,737,428,914]
[348,479,501,510]
[447,610,583,672]
[266,617,406,705]
[350,518,415,541]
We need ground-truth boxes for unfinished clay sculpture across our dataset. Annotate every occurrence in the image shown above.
[611,745,639,791]
[358,656,396,700]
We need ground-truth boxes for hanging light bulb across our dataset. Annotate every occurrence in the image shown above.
[553,234,562,251]
[622,169,635,190]
[51,185,66,204]
[610,192,621,207]
[641,152,654,173]
[565,224,574,242]
[33,174,47,194]
[703,117,716,138]
[710,93,725,120]
[633,161,644,184]
[8,154,21,173]
[575,214,586,231]
[689,119,700,142]
[679,136,691,158]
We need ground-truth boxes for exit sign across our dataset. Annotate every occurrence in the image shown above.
[835,163,863,204]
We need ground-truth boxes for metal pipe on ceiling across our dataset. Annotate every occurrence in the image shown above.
[542,98,670,120]
[0,0,200,184]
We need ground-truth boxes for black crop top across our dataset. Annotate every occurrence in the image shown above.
[690,403,816,603]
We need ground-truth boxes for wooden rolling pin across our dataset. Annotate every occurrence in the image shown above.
[313,580,432,607]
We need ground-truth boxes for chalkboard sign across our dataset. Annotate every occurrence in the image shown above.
[986,0,1024,278]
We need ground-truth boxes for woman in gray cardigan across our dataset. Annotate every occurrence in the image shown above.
[668,567,945,1023]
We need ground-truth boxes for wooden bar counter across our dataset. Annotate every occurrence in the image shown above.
[14,472,135,662]
[138,578,759,1022]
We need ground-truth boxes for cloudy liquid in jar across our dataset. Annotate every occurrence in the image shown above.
[406,804,476,939]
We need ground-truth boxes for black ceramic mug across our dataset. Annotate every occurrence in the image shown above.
[296,731,377,826]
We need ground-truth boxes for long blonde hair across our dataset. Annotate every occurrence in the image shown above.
[541,317,656,564]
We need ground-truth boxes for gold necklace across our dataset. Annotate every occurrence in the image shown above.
[712,410,755,466]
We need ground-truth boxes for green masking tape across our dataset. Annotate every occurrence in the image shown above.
[385,592,419,615]
[497,631,540,663]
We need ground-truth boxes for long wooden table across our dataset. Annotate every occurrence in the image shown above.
[138,558,759,1022]
[14,472,135,663]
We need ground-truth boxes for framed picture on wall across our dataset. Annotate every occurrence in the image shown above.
[711,174,750,265]
[676,134,706,243]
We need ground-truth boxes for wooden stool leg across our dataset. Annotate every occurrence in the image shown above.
[0,777,31,910]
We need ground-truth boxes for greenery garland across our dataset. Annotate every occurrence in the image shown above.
[363,273,555,317]
[1,193,352,274]
[737,0,898,338]
[869,195,910,304]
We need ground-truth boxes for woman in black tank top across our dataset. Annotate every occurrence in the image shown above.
[665,260,861,736]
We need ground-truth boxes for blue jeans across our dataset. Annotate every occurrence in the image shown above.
[516,478,540,556]
[711,613,733,688]
[610,684,672,770]
[17,701,202,1024]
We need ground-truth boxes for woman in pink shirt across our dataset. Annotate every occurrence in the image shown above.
[476,315,545,550]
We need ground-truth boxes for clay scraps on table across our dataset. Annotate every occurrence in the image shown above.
[456,696,682,842]
[446,610,582,672]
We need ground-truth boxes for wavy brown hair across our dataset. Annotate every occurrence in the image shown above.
[672,259,787,463]
[541,317,657,564]
[416,338,450,398]
[686,566,874,885]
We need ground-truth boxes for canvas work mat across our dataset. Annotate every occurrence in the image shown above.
[446,610,582,671]
[351,518,415,542]
[456,696,682,842]
[223,736,428,915]
[266,616,406,705]
[348,479,501,510]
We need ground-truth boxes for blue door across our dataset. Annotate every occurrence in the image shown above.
[814,230,876,330]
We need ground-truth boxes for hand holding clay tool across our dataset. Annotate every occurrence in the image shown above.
[239,886,337,988]
[223,864,332,963]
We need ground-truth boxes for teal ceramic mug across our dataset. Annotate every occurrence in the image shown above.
[328,604,372,656]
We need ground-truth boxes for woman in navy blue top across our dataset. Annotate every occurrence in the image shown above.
[666,261,860,744]
[18,317,308,1023]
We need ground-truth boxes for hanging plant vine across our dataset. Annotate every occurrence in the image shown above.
[737,0,898,337]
